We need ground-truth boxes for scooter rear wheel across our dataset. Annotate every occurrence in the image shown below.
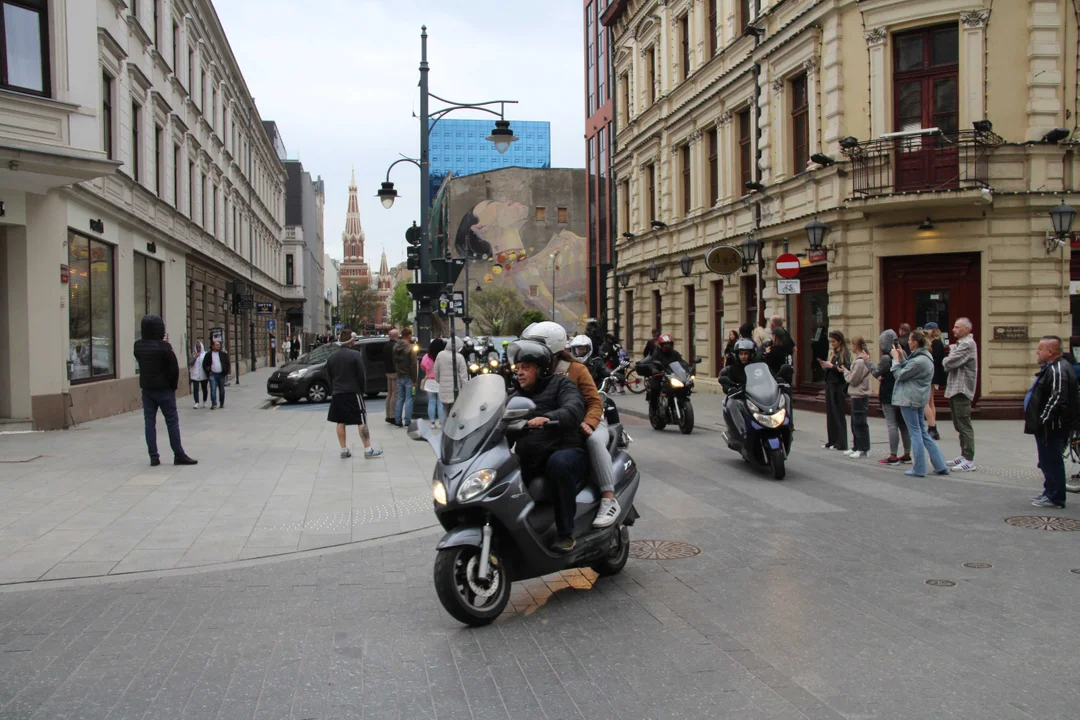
[591,526,630,577]
[434,546,510,626]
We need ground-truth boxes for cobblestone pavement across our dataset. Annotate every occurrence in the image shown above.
[0,387,1078,718]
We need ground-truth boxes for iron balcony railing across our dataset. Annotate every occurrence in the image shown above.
[840,127,1003,197]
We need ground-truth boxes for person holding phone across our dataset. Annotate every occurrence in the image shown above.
[891,330,949,477]
[819,331,851,451]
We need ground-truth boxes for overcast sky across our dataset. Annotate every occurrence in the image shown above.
[214,0,587,271]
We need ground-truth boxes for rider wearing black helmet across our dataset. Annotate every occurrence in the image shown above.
[643,333,688,413]
[507,339,587,554]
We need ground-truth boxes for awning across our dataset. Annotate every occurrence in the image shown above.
[0,144,122,194]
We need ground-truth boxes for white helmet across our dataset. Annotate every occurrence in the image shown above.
[569,334,593,361]
[522,321,567,354]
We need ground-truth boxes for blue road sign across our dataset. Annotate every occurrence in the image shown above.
[335,323,344,330]
[266,319,276,330]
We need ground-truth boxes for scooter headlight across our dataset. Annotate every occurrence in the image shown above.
[432,481,448,506]
[668,377,685,389]
[753,408,787,428]
[457,469,497,503]
[489,359,499,368]
[468,363,480,373]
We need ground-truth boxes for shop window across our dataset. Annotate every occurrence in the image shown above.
[536,206,546,221]
[684,285,696,363]
[1,0,49,96]
[791,73,809,174]
[133,253,163,340]
[557,206,568,223]
[625,290,634,352]
[68,233,115,382]
[738,108,752,192]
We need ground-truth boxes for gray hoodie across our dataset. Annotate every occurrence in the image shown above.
[870,330,898,405]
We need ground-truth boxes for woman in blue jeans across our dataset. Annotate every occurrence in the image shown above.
[890,329,949,477]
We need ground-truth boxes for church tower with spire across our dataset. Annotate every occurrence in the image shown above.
[375,247,393,326]
[339,168,371,285]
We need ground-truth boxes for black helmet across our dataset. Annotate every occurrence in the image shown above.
[507,339,554,376]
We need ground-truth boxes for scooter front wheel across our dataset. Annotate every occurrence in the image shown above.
[769,448,786,481]
[434,546,511,626]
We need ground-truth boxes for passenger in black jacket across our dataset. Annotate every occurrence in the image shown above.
[1028,335,1079,509]
[133,315,196,466]
[202,339,231,409]
[509,340,586,554]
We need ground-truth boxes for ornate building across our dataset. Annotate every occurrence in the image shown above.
[376,249,393,327]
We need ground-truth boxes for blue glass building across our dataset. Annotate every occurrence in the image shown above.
[428,119,551,198]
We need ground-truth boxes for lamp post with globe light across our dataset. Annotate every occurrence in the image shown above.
[375,26,518,347]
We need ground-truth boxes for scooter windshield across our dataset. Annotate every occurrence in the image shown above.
[743,363,781,409]
[441,374,507,465]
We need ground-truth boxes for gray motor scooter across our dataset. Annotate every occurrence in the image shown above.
[412,375,641,626]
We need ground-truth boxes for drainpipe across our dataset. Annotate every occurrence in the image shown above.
[752,59,765,328]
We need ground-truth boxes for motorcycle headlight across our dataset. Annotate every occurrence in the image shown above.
[287,368,308,379]
[469,363,480,373]
[489,359,499,368]
[432,481,448,505]
[753,408,787,429]
[481,368,489,374]
[690,375,696,382]
[668,377,685,389]
[457,469,497,503]
[510,364,517,371]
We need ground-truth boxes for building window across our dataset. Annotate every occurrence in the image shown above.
[586,3,596,115]
[201,173,208,228]
[152,0,159,46]
[133,253,163,340]
[621,180,630,234]
[285,254,294,285]
[530,285,538,297]
[645,46,656,106]
[172,20,179,69]
[739,0,752,31]
[67,232,115,382]
[212,183,218,237]
[131,102,141,183]
[1,0,49,95]
[652,290,662,334]
[708,0,718,58]
[102,72,113,158]
[707,127,719,206]
[188,161,195,219]
[187,47,193,90]
[681,143,691,216]
[685,285,696,364]
[130,0,137,18]
[625,290,634,352]
[536,206,547,221]
[619,72,630,122]
[199,68,205,109]
[557,207,568,223]
[679,14,690,82]
[154,125,163,196]
[791,73,809,174]
[646,163,656,223]
[738,108,752,192]
[173,144,180,207]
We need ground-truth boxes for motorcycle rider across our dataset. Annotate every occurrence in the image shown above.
[643,334,689,415]
[507,340,587,553]
[570,335,611,387]
[720,338,758,440]
[525,323,622,528]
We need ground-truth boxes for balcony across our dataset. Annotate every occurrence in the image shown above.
[841,128,1002,198]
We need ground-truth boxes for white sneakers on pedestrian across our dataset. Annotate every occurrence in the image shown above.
[341,448,352,459]
[364,447,384,459]
[193,402,200,409]
[593,497,621,528]
[849,451,868,459]
[953,459,977,472]
[947,456,963,467]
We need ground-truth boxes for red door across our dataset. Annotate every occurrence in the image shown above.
[882,252,981,400]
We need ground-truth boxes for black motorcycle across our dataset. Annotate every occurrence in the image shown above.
[411,375,641,626]
[639,359,697,434]
[720,363,794,480]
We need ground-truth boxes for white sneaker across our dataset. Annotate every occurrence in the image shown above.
[193,402,200,409]
[844,449,857,457]
[947,456,963,467]
[592,497,621,528]
[954,460,976,472]
[340,448,352,459]
[850,451,867,459]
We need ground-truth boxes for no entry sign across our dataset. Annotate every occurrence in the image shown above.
[775,253,801,279]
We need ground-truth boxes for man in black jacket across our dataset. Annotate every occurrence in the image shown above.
[133,315,197,467]
[326,332,383,459]
[642,334,688,415]
[202,339,231,409]
[510,340,586,554]
[1028,335,1078,509]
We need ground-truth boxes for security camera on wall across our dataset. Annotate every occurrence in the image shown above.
[973,187,993,206]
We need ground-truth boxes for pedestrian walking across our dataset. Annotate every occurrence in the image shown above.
[325,331,383,459]
[1026,336,1077,508]
[393,327,416,427]
[871,330,911,465]
[188,341,208,408]
[819,331,851,451]
[891,330,949,478]
[844,336,873,458]
[202,339,230,409]
[723,330,739,368]
[942,317,978,472]
[290,336,300,361]
[134,315,197,467]
[922,322,946,440]
[383,328,399,424]
[643,328,660,358]
[421,338,445,428]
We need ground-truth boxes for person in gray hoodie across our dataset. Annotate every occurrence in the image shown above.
[870,330,911,464]
[891,329,949,478]
[842,336,873,458]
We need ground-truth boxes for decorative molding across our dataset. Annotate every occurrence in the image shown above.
[772,79,785,95]
[960,10,989,28]
[689,130,704,143]
[864,28,886,46]
[716,110,733,127]
[803,57,818,75]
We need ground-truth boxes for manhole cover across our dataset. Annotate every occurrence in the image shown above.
[963,562,992,569]
[629,540,702,560]
[1004,516,1080,531]
[926,579,956,587]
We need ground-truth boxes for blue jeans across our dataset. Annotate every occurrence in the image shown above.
[143,389,184,459]
[208,373,226,406]
[395,377,414,425]
[1036,430,1068,505]
[544,448,589,538]
[900,406,948,476]
[427,392,443,423]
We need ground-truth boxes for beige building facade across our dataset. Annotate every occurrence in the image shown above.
[605,0,1079,416]
[0,0,290,430]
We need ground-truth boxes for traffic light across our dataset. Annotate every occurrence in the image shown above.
[405,222,421,246]
[406,245,420,270]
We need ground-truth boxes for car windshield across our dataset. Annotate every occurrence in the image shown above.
[743,362,780,406]
[441,375,507,465]
[298,345,335,365]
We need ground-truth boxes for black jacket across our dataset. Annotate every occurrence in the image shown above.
[202,348,231,376]
[584,357,610,385]
[133,315,179,391]
[647,347,687,372]
[930,338,947,386]
[382,339,396,370]
[326,346,366,395]
[512,374,585,470]
[824,349,851,387]
[720,358,749,390]
[1025,357,1079,435]
[765,328,795,376]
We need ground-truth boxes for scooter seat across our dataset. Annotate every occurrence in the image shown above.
[526,473,591,504]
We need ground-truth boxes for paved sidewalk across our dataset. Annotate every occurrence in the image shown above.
[0,368,437,584]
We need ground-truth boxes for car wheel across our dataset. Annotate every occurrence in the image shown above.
[306,381,329,403]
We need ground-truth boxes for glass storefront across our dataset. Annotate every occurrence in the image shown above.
[68,232,115,381]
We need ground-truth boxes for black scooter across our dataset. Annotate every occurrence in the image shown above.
[721,363,794,480]
[411,375,641,626]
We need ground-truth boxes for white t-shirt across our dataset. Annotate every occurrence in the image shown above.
[210,351,223,374]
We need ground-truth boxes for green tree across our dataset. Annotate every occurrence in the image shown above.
[339,281,383,332]
[520,309,547,328]
[471,286,527,336]
[390,282,413,327]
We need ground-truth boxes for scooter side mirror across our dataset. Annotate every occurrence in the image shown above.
[504,395,536,421]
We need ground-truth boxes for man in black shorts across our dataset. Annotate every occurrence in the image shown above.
[326,331,383,459]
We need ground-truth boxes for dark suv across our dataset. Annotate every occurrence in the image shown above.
[266,338,428,415]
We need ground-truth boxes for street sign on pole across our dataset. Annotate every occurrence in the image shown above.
[776,279,801,295]
[266,319,276,330]
[439,291,466,317]
[775,253,801,279]
[237,294,254,311]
